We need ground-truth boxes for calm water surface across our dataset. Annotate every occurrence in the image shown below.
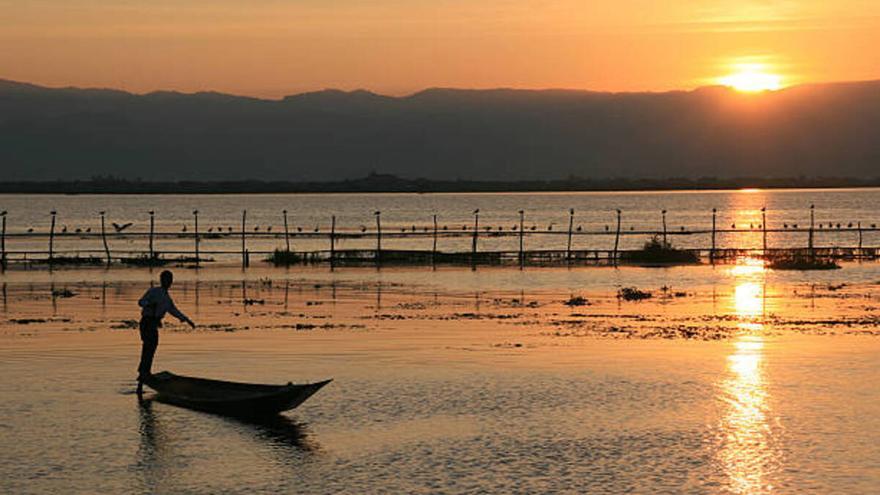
[2,189,880,493]
[1,188,878,259]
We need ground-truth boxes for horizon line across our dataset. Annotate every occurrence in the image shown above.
[3,76,880,102]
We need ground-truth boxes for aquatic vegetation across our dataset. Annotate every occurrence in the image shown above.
[618,287,653,301]
[767,255,840,270]
[267,249,303,266]
[38,256,104,266]
[564,295,589,306]
[619,236,699,265]
[120,254,167,267]
[110,319,139,329]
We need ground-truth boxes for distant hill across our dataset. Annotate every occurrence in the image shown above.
[2,79,880,181]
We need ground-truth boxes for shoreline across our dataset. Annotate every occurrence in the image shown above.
[2,180,880,195]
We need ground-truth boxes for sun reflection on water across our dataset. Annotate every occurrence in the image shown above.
[717,256,780,494]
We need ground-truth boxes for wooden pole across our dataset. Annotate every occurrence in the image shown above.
[148,210,155,259]
[330,215,336,268]
[808,204,815,256]
[518,210,525,269]
[761,207,767,255]
[0,211,6,270]
[858,221,863,258]
[711,208,717,263]
[100,211,111,266]
[613,209,621,265]
[374,211,382,266]
[193,209,200,266]
[566,208,574,264]
[241,210,247,268]
[661,209,667,245]
[471,209,479,270]
[432,214,438,268]
[283,209,290,252]
[49,210,56,264]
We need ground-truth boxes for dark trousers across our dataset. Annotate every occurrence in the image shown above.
[138,317,160,378]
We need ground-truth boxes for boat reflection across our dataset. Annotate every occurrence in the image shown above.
[717,257,780,494]
[135,397,316,489]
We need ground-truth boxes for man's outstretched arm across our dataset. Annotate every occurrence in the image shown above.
[168,299,196,328]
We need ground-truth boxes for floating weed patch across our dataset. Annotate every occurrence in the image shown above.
[564,295,589,307]
[110,319,139,329]
[618,287,652,301]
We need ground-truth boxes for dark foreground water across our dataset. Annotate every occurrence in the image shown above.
[2,260,880,494]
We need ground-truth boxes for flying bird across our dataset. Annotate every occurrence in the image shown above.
[112,222,133,233]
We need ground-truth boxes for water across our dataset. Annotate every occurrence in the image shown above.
[1,188,879,261]
[3,189,880,493]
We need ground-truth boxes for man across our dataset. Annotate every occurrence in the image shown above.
[136,270,196,395]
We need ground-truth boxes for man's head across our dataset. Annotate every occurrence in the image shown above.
[159,270,174,289]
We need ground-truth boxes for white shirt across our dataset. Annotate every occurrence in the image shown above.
[138,286,189,323]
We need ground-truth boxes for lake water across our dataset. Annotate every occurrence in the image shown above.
[2,189,880,494]
[1,188,878,261]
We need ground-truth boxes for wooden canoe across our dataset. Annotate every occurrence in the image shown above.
[143,371,331,416]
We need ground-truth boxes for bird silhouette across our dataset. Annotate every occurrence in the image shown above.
[75,228,82,234]
[680,226,685,231]
[443,226,448,231]
[604,225,609,232]
[207,228,213,233]
[512,225,518,231]
[313,226,319,233]
[112,222,133,233]
[85,228,91,233]
[360,226,367,233]
[27,227,34,233]
[297,227,303,232]
[836,223,841,229]
[871,224,877,229]
[182,225,187,232]
[848,223,853,228]
[792,224,798,229]
[784,223,788,229]
[530,226,537,231]
[61,226,68,233]
[577,226,583,232]
[254,226,260,232]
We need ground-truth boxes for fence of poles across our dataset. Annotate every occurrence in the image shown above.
[0,205,877,268]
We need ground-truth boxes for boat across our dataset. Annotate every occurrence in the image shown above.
[143,371,332,416]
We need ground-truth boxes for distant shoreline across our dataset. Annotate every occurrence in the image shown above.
[1,175,879,194]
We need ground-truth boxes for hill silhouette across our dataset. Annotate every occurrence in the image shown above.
[2,79,880,181]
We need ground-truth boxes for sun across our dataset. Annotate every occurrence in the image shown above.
[719,64,783,92]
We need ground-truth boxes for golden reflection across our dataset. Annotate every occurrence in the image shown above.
[716,255,778,494]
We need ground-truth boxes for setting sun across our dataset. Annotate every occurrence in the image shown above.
[719,64,783,92]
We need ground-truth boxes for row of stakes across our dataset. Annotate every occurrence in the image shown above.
[0,205,875,269]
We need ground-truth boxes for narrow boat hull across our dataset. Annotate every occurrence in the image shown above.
[143,371,331,416]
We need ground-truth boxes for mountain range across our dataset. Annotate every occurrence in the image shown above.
[2,78,879,181]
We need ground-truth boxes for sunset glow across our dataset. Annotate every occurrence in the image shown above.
[719,65,783,92]
[2,1,880,96]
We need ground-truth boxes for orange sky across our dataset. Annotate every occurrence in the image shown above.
[2,0,880,97]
